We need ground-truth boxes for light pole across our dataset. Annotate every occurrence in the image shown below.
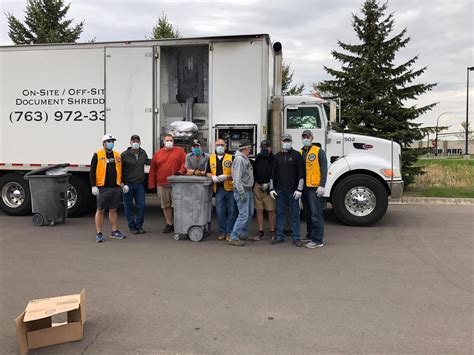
[465,66,474,157]
[435,112,453,156]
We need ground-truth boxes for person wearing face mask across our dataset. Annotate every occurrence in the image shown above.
[148,134,187,234]
[268,133,305,247]
[229,139,254,247]
[206,139,236,241]
[300,130,328,249]
[251,140,276,241]
[89,134,126,243]
[121,134,150,235]
[185,139,210,176]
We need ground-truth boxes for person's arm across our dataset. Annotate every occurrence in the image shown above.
[318,149,328,187]
[148,152,157,189]
[206,157,214,178]
[232,158,244,194]
[185,154,195,175]
[89,153,98,187]
[121,152,128,184]
[177,149,187,175]
[144,150,151,165]
[296,152,305,191]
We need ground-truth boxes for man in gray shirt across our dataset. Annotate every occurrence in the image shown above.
[229,139,254,247]
[185,139,209,176]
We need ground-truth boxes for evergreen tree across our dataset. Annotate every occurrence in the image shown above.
[151,13,181,39]
[317,0,436,185]
[6,0,84,44]
[282,61,304,95]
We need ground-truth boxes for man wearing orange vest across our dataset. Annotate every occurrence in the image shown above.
[300,130,328,249]
[206,139,236,241]
[90,134,127,243]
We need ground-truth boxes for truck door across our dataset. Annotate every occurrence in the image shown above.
[284,105,325,150]
[105,47,154,154]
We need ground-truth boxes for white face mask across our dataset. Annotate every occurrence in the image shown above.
[282,142,292,151]
[164,141,174,149]
[131,142,140,150]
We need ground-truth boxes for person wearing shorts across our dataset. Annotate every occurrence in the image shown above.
[148,134,187,233]
[90,134,127,243]
[251,139,275,241]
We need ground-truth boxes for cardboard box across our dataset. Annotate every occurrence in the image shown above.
[15,290,86,354]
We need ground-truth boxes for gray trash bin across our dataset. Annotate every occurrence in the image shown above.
[168,175,212,242]
[24,163,70,226]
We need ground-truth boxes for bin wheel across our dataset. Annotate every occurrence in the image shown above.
[173,233,182,241]
[188,226,204,242]
[32,213,44,226]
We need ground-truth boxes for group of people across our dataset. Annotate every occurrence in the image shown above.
[90,130,327,249]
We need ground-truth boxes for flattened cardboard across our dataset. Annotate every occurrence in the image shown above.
[15,290,86,354]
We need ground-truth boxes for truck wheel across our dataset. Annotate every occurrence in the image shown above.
[0,173,31,216]
[67,175,91,217]
[332,174,388,226]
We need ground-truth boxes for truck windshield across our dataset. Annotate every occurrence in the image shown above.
[287,106,321,129]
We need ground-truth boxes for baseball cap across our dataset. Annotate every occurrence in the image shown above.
[238,139,252,150]
[130,134,140,141]
[260,139,271,148]
[281,133,292,141]
[102,134,116,142]
[302,130,313,137]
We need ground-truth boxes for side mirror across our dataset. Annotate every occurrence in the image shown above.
[329,100,337,123]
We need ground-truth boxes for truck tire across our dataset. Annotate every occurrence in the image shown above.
[67,175,92,217]
[332,174,388,226]
[0,173,31,216]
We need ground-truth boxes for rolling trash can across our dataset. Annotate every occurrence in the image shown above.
[24,163,70,226]
[168,175,212,242]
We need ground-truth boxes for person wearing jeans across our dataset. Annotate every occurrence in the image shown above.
[299,130,328,249]
[229,139,254,247]
[206,139,236,240]
[121,134,149,234]
[269,133,305,247]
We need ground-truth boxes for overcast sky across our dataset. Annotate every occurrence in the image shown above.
[1,0,473,136]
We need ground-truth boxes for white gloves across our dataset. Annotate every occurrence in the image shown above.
[316,186,325,197]
[122,185,129,194]
[269,190,278,199]
[293,190,302,200]
[218,174,227,182]
[91,186,99,196]
[211,175,220,183]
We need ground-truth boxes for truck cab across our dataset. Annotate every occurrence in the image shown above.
[283,95,403,226]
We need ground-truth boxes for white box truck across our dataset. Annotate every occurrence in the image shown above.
[0,34,403,225]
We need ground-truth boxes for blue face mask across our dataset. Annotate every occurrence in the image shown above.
[105,142,114,150]
[259,148,269,157]
[302,138,312,147]
[282,142,292,150]
[215,146,225,155]
[192,147,202,156]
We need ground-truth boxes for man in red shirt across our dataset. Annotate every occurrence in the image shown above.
[148,134,186,233]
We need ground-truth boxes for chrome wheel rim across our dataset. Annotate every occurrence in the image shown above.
[67,184,78,209]
[1,182,25,208]
[344,186,376,217]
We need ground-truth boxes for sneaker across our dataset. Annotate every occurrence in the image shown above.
[301,234,311,242]
[270,231,276,239]
[225,235,231,241]
[305,241,323,249]
[137,228,146,234]
[250,231,264,241]
[240,235,249,241]
[217,235,226,241]
[95,233,104,243]
[130,228,139,235]
[110,230,126,240]
[163,224,174,233]
[293,239,303,247]
[228,239,245,247]
[270,238,284,245]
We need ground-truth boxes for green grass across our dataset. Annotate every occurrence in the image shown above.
[406,157,474,198]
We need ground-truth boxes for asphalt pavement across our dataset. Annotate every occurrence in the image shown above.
[0,200,472,354]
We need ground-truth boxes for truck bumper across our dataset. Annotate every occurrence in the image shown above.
[388,180,404,199]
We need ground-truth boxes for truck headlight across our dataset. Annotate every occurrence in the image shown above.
[381,169,401,178]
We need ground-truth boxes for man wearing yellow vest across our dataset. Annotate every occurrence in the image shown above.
[206,139,236,241]
[90,134,127,243]
[300,130,328,249]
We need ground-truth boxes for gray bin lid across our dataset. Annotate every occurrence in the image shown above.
[168,175,212,186]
